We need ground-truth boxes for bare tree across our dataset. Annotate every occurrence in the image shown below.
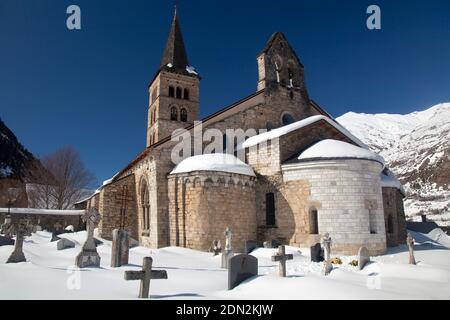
[28,146,95,209]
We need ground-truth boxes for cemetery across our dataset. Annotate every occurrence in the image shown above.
[0,214,449,299]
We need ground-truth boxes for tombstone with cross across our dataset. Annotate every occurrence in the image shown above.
[322,233,333,275]
[271,245,293,277]
[124,257,168,298]
[75,208,101,268]
[6,221,27,263]
[111,228,130,267]
[406,233,416,265]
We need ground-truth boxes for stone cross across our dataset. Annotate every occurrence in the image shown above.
[406,233,416,265]
[322,233,333,275]
[75,208,102,268]
[271,245,293,277]
[124,257,168,299]
[54,221,63,232]
[224,227,232,251]
[7,221,27,263]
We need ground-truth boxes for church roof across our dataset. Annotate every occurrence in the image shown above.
[258,32,304,67]
[170,153,255,177]
[242,115,367,149]
[297,139,385,165]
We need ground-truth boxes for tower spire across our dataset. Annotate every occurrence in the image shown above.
[160,7,189,71]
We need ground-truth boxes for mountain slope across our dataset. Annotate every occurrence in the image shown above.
[337,103,450,226]
[0,117,43,181]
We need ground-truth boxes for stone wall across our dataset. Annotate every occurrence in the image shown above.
[98,174,139,240]
[0,212,82,232]
[282,159,387,255]
[168,171,256,252]
[382,187,407,246]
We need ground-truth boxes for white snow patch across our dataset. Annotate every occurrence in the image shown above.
[186,66,198,75]
[170,153,255,176]
[0,208,84,216]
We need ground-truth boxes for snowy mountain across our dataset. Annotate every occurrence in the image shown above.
[337,103,450,226]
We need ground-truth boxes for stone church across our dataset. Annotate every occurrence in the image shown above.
[77,11,406,255]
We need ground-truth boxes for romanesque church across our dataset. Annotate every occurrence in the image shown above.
[77,11,406,255]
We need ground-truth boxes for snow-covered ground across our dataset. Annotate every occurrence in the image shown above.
[0,230,449,300]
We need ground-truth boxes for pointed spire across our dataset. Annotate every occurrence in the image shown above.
[160,8,189,71]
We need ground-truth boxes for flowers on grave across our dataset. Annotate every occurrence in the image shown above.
[330,257,342,265]
[349,260,358,267]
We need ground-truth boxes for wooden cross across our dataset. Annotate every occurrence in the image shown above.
[124,257,168,299]
[271,245,293,277]
[115,185,133,229]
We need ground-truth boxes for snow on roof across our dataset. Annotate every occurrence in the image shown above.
[170,153,255,176]
[381,169,406,195]
[242,115,367,149]
[186,66,198,75]
[0,208,85,216]
[298,139,385,165]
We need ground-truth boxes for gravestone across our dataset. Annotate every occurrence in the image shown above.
[111,229,130,267]
[263,241,272,248]
[51,222,63,242]
[357,246,370,270]
[322,233,333,275]
[245,240,257,254]
[271,245,293,277]
[211,239,222,256]
[263,239,282,249]
[406,233,416,265]
[0,235,15,246]
[57,238,76,250]
[6,222,27,263]
[129,238,139,248]
[310,243,324,262]
[221,227,234,269]
[228,254,258,290]
[75,208,101,268]
[124,257,168,298]
[65,225,75,233]
[0,215,14,237]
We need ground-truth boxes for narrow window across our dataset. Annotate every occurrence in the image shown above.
[222,134,227,153]
[266,193,276,226]
[184,88,190,100]
[176,87,182,99]
[309,208,319,234]
[169,86,175,98]
[140,180,150,232]
[180,108,188,122]
[170,107,178,121]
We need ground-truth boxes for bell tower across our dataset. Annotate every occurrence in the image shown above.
[256,32,308,98]
[146,9,200,147]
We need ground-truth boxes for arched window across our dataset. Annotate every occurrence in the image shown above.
[169,86,175,98]
[152,110,156,124]
[266,193,276,226]
[170,107,178,121]
[176,87,182,99]
[180,108,188,122]
[309,208,319,234]
[140,179,150,233]
[387,214,394,234]
[184,88,189,100]
[282,113,295,126]
[266,121,274,131]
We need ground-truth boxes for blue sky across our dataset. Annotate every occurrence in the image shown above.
[1,0,449,186]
